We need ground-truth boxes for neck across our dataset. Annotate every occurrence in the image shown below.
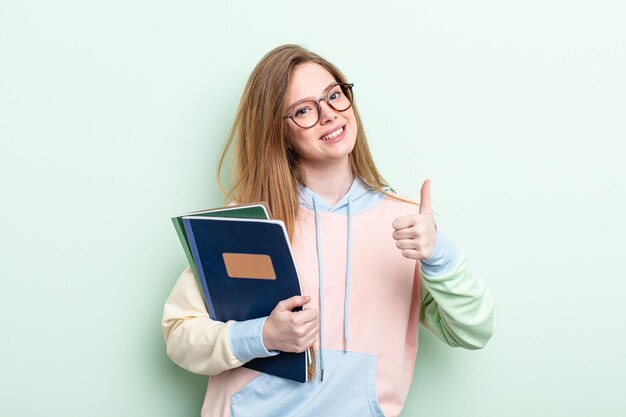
[300,158,354,206]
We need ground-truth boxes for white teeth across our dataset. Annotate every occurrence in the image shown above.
[321,127,344,141]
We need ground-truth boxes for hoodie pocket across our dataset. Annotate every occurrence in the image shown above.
[230,351,385,417]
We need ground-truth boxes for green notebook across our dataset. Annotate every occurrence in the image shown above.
[172,202,271,291]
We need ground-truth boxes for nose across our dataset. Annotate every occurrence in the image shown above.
[318,99,337,125]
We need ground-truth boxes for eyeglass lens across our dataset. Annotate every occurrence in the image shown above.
[291,84,352,128]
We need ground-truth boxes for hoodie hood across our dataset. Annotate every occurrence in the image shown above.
[297,178,384,215]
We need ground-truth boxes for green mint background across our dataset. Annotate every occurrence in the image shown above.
[1,1,624,416]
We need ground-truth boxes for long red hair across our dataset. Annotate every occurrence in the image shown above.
[218,44,391,241]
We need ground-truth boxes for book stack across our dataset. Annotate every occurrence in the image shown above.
[172,203,312,383]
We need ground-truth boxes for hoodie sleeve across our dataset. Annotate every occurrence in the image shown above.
[418,229,496,349]
[162,268,244,375]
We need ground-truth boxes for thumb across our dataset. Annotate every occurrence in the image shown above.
[277,295,311,312]
[419,179,433,214]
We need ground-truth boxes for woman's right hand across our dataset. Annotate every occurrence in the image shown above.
[262,295,319,353]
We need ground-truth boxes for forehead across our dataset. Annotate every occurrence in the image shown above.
[287,63,336,103]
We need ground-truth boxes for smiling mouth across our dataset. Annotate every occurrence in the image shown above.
[320,126,344,141]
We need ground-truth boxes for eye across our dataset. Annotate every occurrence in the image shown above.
[328,88,343,101]
[294,105,313,117]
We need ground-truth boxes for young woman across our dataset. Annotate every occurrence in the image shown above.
[163,44,495,417]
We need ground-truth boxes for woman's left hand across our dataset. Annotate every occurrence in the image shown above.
[392,180,437,260]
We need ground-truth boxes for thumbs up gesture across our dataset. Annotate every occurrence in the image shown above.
[392,180,437,260]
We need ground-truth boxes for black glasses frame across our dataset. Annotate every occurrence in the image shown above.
[283,83,354,129]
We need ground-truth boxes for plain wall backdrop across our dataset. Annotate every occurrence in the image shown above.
[1,1,625,416]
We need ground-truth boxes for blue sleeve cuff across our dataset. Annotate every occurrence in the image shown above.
[421,226,462,277]
[228,317,279,363]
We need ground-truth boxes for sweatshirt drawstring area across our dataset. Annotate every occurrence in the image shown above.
[312,195,354,382]
[312,196,326,382]
[344,199,352,343]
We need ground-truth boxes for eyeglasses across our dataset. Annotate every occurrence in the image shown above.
[283,83,354,129]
